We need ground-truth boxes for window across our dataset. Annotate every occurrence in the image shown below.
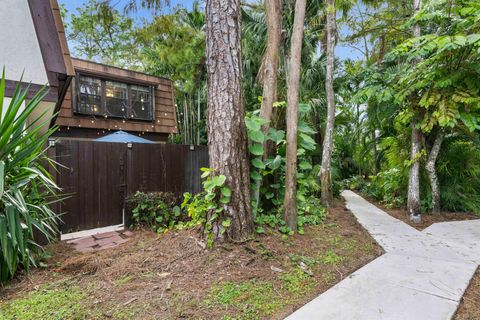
[131,85,153,120]
[78,76,102,115]
[74,75,154,121]
[105,81,128,118]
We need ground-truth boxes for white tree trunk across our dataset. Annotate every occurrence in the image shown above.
[407,0,422,223]
[320,0,337,207]
[425,129,444,214]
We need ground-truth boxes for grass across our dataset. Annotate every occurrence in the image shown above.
[204,269,316,320]
[0,286,87,320]
[0,201,382,319]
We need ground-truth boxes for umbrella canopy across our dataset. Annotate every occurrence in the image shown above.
[95,130,155,144]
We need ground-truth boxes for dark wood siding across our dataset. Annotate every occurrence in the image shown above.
[55,59,178,137]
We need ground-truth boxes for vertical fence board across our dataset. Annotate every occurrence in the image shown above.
[53,140,208,233]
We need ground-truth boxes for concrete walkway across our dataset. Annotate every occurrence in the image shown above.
[286,190,479,320]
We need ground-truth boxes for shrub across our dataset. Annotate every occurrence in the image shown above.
[362,168,406,208]
[0,72,61,284]
[181,168,232,247]
[128,191,184,233]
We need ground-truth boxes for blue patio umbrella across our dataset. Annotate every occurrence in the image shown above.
[95,130,155,144]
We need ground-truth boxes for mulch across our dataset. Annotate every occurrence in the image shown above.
[1,199,383,319]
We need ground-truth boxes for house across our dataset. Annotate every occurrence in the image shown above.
[1,0,177,141]
[0,0,74,127]
[1,0,196,238]
[53,58,178,142]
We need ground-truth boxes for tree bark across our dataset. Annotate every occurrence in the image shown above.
[407,0,422,223]
[407,120,422,221]
[205,0,253,240]
[253,0,283,210]
[259,0,282,127]
[320,0,337,207]
[425,128,444,214]
[284,0,307,231]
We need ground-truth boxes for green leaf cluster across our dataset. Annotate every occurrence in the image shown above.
[0,71,61,284]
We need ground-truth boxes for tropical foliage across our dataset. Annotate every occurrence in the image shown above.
[64,0,480,246]
[0,73,61,284]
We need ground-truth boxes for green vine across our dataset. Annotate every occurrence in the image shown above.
[246,102,326,235]
[181,168,232,248]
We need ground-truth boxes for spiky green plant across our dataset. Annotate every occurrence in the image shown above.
[0,71,61,284]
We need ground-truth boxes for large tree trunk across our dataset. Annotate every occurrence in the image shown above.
[284,0,307,231]
[407,0,422,223]
[253,0,282,210]
[320,0,337,207]
[425,128,444,214]
[205,0,253,240]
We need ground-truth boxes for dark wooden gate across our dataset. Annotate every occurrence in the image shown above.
[50,140,208,234]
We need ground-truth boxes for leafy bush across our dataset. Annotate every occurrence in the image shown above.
[128,191,183,233]
[181,168,232,247]
[437,139,480,214]
[0,72,61,284]
[362,169,406,208]
[246,104,327,234]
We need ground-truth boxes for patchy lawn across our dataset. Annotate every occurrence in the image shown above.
[0,199,382,320]
[363,195,480,320]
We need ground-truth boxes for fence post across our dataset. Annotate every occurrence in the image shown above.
[124,142,133,228]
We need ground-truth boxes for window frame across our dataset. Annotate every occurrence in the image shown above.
[74,73,155,121]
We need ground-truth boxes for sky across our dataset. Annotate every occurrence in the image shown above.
[59,0,360,61]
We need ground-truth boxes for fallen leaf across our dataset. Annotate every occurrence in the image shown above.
[270,266,284,273]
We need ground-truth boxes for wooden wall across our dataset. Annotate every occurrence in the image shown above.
[55,59,178,137]
[50,140,208,233]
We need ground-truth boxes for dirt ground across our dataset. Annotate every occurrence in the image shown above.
[361,194,479,231]
[364,196,480,320]
[0,199,382,320]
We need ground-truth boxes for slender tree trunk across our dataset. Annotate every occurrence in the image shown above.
[425,128,444,214]
[320,0,337,207]
[408,120,422,221]
[259,0,282,128]
[253,0,282,210]
[407,0,422,223]
[372,130,379,175]
[206,0,253,240]
[284,0,307,231]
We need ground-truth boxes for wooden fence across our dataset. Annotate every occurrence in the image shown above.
[48,140,208,234]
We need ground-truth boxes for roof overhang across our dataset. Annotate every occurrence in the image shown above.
[28,0,75,126]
